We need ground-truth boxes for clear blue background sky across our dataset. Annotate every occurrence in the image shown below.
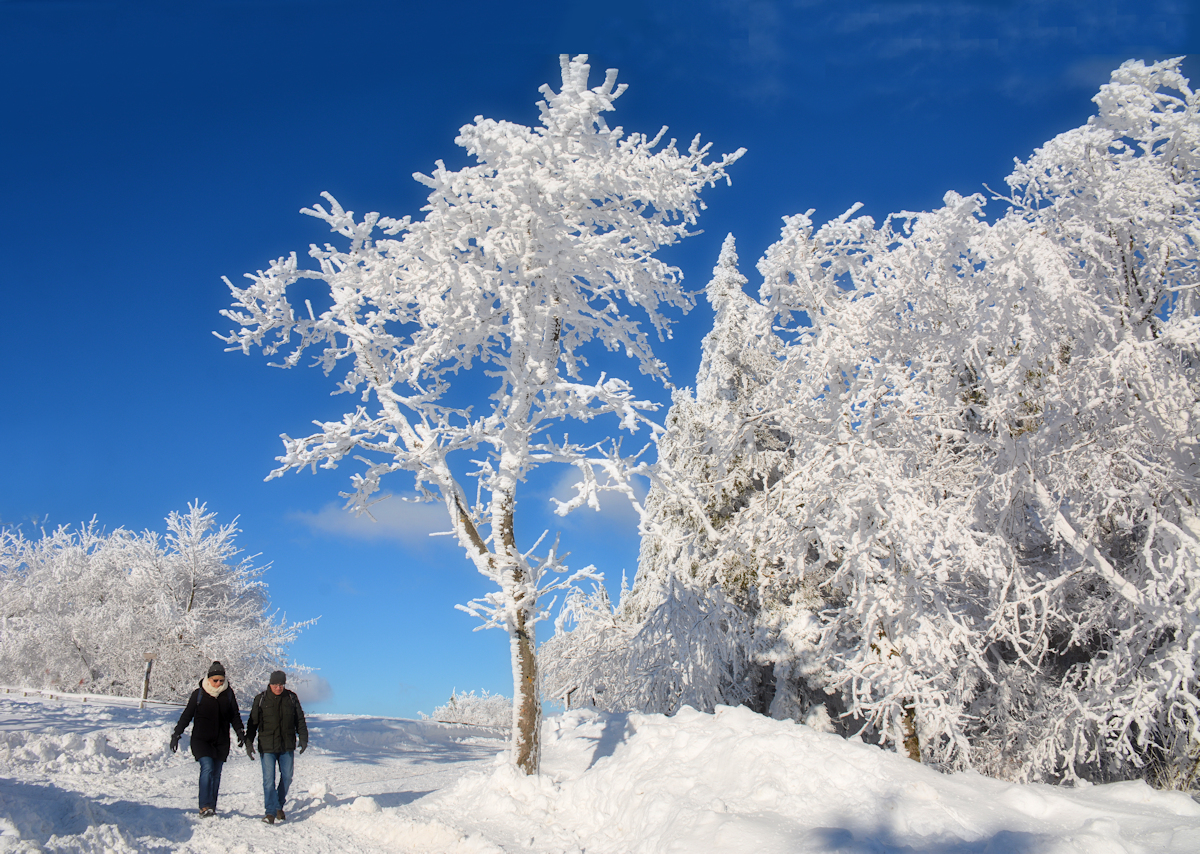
[2,0,1195,717]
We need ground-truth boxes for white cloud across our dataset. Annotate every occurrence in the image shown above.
[292,476,648,546]
[290,497,452,545]
[291,674,333,704]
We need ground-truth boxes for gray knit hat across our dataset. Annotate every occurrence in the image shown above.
[207,661,226,677]
[269,670,286,685]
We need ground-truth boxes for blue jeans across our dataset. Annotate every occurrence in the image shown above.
[197,756,223,811]
[260,751,294,816]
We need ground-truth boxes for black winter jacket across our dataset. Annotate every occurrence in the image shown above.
[246,688,308,755]
[172,678,245,762]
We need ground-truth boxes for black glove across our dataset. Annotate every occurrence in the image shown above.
[245,741,256,760]
[169,733,180,753]
[299,742,307,754]
[236,733,245,747]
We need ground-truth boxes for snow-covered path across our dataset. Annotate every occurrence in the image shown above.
[3,689,1200,853]
[0,691,504,853]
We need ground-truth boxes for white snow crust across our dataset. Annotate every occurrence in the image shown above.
[1,690,1197,852]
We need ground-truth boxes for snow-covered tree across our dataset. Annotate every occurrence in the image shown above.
[744,57,1200,782]
[220,55,742,774]
[544,574,756,715]
[0,503,308,700]
[548,57,1200,788]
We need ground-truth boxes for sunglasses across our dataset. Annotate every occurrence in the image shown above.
[210,676,225,683]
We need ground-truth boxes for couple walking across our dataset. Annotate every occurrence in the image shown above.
[170,662,309,824]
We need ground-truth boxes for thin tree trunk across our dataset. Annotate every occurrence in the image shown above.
[902,701,921,762]
[511,601,540,774]
[440,473,543,775]
[493,468,541,775]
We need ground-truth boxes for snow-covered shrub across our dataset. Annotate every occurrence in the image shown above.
[543,576,757,715]
[421,690,511,728]
[0,503,311,700]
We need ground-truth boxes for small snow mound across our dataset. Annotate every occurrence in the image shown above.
[350,796,380,814]
[0,817,36,854]
[43,824,139,854]
[308,781,331,799]
[1079,779,1200,817]
[1000,785,1051,818]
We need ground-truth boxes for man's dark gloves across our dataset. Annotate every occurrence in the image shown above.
[169,734,179,753]
[236,733,245,747]
[299,742,307,754]
[246,741,256,760]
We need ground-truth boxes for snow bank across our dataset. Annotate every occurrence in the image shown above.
[431,705,1200,854]
[0,725,172,776]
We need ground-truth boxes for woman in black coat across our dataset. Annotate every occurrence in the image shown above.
[170,661,246,816]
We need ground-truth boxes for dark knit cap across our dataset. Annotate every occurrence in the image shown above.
[269,670,287,685]
[207,661,226,677]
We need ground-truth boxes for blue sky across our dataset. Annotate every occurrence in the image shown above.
[1,0,1195,718]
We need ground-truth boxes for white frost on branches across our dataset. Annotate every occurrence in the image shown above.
[220,54,742,774]
[0,504,311,701]
[545,58,1200,788]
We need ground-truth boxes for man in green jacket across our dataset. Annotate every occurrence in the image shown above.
[245,670,308,824]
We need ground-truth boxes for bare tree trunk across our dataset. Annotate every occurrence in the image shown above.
[902,701,921,762]
[441,472,543,775]
[511,601,540,774]
[493,469,541,776]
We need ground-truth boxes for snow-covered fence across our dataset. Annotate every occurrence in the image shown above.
[1,685,185,707]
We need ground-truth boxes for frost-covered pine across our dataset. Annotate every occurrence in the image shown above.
[0,504,308,700]
[543,235,788,714]
[221,55,742,774]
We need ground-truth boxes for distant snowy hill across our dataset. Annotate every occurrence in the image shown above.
[1,690,1197,852]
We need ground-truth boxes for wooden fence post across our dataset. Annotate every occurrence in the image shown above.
[140,653,157,709]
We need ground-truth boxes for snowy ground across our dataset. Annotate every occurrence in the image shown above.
[2,690,1199,853]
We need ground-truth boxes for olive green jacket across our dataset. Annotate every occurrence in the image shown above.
[246,688,308,754]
